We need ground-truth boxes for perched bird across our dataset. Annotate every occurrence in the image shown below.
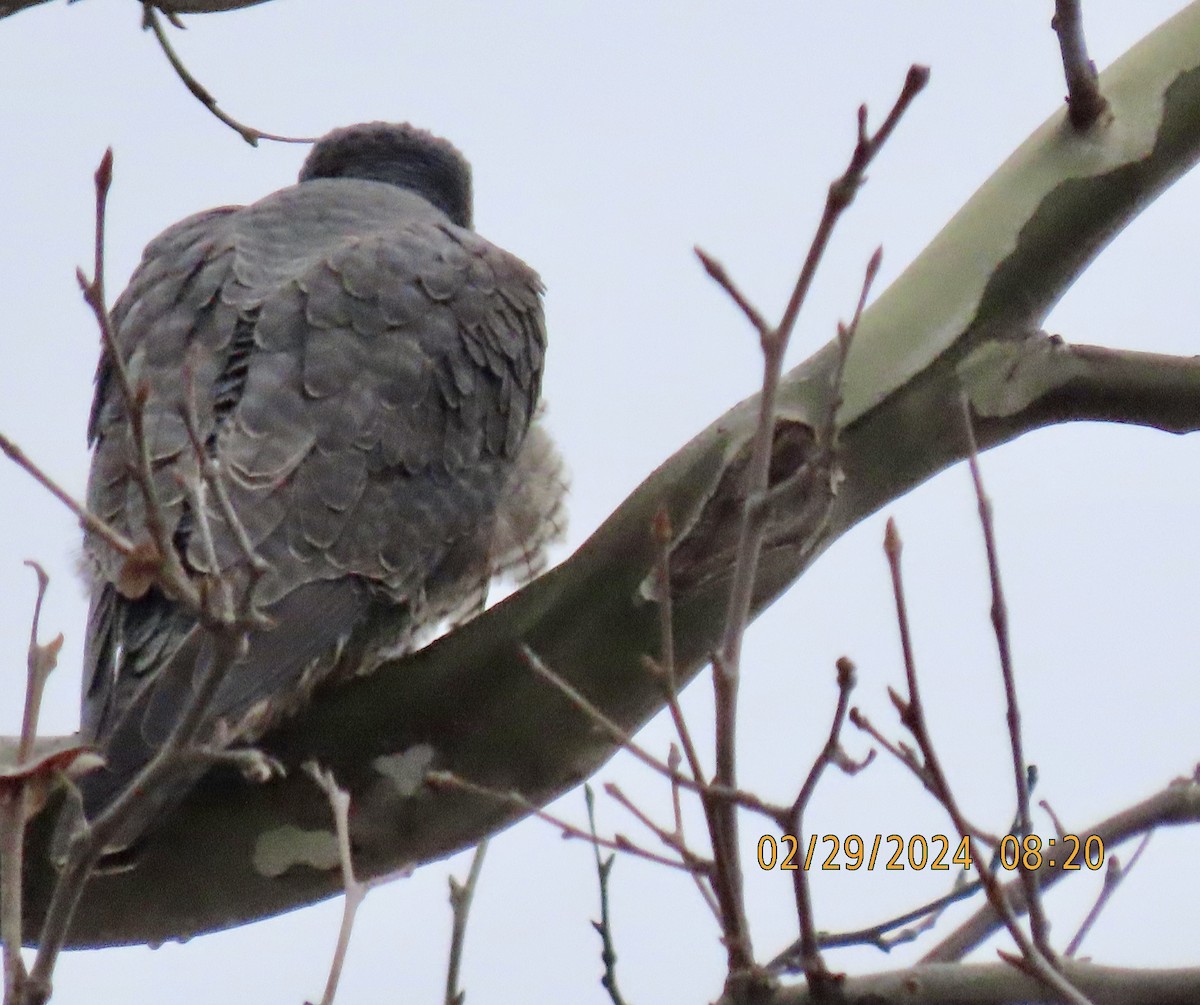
[69,122,566,853]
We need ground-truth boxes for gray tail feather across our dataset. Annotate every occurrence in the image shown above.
[55,578,382,863]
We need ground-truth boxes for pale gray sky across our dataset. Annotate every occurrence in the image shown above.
[0,2,1197,1002]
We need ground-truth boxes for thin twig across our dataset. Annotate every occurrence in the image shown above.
[25,627,247,1004]
[779,658,862,996]
[694,250,771,339]
[662,746,723,921]
[1052,0,1109,131]
[925,780,1200,962]
[603,783,717,899]
[444,840,487,1005]
[141,3,315,147]
[75,149,199,611]
[584,787,631,1005]
[1040,797,1069,841]
[426,771,707,877]
[181,476,223,608]
[180,357,270,619]
[881,519,1094,1005]
[765,249,884,994]
[0,431,134,558]
[959,393,1052,957]
[699,65,928,974]
[23,152,262,1004]
[646,508,706,788]
[304,764,369,1005]
[1065,832,1151,958]
[821,247,882,453]
[769,875,987,969]
[0,565,62,1005]
[849,706,997,844]
[181,351,269,583]
[0,781,25,1005]
[18,564,60,766]
[520,646,781,820]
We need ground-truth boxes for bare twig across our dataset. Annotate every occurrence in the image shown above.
[821,247,882,454]
[603,783,717,903]
[18,564,61,767]
[1041,798,1069,841]
[141,3,315,147]
[646,508,706,789]
[1,565,64,1005]
[520,646,780,820]
[444,840,487,1005]
[1052,0,1109,131]
[642,511,727,921]
[1065,832,1151,958]
[661,747,723,921]
[180,356,270,616]
[694,251,771,339]
[881,521,982,832]
[584,786,631,1005]
[959,393,1051,958]
[778,658,866,996]
[0,432,134,558]
[763,249,884,996]
[699,65,928,974]
[769,875,988,969]
[25,627,248,1005]
[0,783,26,1005]
[426,771,707,877]
[304,764,369,1005]
[881,519,1094,1005]
[926,780,1200,962]
[75,149,199,611]
[21,151,267,1004]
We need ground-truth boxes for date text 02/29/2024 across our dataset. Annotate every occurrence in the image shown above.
[756,833,1106,872]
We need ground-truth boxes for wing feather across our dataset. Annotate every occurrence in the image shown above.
[79,175,550,849]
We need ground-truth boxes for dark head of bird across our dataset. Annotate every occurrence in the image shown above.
[299,122,474,229]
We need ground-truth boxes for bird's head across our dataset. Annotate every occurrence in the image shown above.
[299,122,474,229]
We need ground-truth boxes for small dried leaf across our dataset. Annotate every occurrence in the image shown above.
[0,745,103,784]
[0,746,104,820]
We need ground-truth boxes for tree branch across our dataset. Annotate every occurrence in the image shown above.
[8,2,1200,950]
[923,778,1200,963]
[1053,1,1110,130]
[732,961,1200,1005]
[141,3,314,147]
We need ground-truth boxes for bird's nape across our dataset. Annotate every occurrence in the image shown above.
[298,121,474,229]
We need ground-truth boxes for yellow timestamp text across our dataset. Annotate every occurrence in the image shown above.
[756,834,1105,872]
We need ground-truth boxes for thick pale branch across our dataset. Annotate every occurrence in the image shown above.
[7,0,1200,951]
[745,961,1200,1005]
[962,339,1200,434]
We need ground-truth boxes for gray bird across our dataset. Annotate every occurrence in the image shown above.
[71,122,566,853]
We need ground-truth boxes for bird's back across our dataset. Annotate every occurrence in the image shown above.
[72,124,563,854]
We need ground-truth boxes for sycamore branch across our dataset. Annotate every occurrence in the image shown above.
[6,0,1200,955]
[735,960,1200,1005]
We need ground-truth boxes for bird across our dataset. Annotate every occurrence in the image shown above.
[66,122,566,855]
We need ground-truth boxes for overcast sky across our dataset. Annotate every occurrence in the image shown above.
[1,2,1198,1003]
